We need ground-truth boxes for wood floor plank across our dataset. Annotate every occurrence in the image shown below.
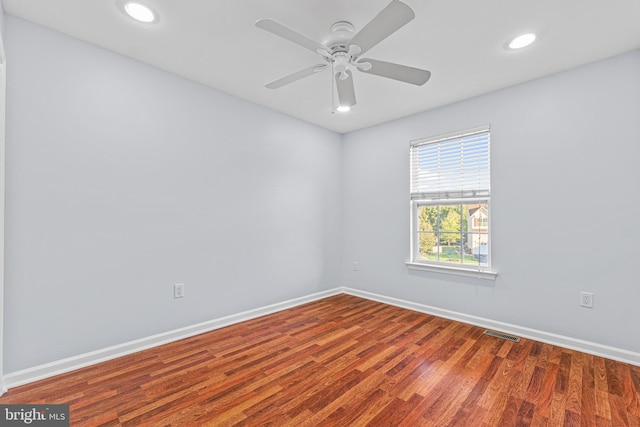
[581,356,598,427]
[496,394,523,426]
[547,390,569,426]
[1,294,639,426]
[565,351,585,415]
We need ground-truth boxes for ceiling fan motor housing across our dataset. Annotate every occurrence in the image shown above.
[333,53,351,77]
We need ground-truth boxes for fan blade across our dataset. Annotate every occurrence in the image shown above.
[335,71,356,108]
[265,64,328,89]
[256,19,325,53]
[348,1,415,55]
[359,58,431,86]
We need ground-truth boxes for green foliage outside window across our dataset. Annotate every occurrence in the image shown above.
[418,203,480,263]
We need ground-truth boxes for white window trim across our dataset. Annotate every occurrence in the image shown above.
[405,261,497,280]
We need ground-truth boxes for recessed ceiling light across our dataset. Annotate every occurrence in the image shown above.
[336,105,351,113]
[508,33,536,50]
[123,2,156,23]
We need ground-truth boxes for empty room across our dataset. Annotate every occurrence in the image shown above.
[0,0,639,425]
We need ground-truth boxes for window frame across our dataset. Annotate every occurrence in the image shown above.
[407,126,497,279]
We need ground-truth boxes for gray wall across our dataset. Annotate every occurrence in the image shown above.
[3,17,342,372]
[0,4,4,36]
[342,49,640,354]
[0,2,5,385]
[4,13,640,375]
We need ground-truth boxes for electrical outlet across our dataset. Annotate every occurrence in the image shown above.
[353,261,359,271]
[174,283,184,299]
[580,291,593,308]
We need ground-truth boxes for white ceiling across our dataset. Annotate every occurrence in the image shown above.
[3,0,640,133]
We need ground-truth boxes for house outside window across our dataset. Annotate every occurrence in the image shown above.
[409,126,493,275]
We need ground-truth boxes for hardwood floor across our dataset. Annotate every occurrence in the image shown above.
[1,294,639,426]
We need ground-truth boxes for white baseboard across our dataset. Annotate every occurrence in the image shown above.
[4,286,639,391]
[343,287,640,367]
[3,288,342,390]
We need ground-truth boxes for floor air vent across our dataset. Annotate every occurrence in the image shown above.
[483,330,521,342]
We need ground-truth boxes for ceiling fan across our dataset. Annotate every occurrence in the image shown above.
[256,0,431,112]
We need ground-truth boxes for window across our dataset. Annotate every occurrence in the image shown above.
[409,126,494,276]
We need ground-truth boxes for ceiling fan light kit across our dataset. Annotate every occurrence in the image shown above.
[256,0,431,113]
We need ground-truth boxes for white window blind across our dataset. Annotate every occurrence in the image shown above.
[410,126,490,200]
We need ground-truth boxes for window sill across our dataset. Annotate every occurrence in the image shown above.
[405,262,498,280]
